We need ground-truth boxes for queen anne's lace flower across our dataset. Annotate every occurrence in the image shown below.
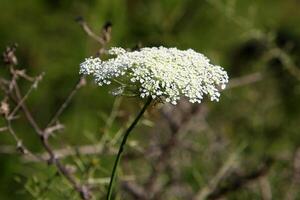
[80,47,229,105]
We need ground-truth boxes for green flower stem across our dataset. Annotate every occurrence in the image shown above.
[106,97,152,200]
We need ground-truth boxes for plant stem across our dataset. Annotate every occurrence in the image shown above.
[106,97,152,200]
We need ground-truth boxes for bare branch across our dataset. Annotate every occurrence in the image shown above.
[8,72,44,120]
[76,17,112,55]
[1,45,91,200]
[205,159,273,200]
[227,72,263,89]
[143,103,205,199]
[46,76,86,127]
[193,152,239,200]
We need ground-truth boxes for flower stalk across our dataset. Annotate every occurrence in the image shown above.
[106,97,152,200]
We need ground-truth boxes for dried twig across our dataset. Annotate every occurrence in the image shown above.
[0,18,114,199]
[193,152,239,200]
[8,72,44,120]
[258,176,272,200]
[76,16,112,55]
[1,46,91,200]
[143,104,204,199]
[46,77,86,127]
[227,72,262,89]
[285,148,300,200]
[205,159,273,199]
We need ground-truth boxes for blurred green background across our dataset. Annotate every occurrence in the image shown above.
[1,0,300,199]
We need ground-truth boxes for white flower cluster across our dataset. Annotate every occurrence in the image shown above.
[80,47,229,105]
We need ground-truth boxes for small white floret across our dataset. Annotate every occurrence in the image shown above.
[80,46,229,104]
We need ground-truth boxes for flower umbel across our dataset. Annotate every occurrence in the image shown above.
[80,47,229,104]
